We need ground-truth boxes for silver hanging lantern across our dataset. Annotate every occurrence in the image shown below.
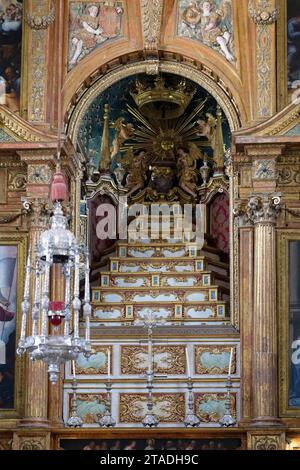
[17,171,92,384]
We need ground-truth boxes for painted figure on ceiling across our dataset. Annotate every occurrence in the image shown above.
[200,1,234,63]
[287,7,300,88]
[178,0,234,64]
[69,2,124,69]
[0,1,22,112]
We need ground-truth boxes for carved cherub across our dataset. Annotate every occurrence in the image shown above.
[177,147,198,199]
[111,117,135,161]
[196,112,216,141]
[125,149,149,198]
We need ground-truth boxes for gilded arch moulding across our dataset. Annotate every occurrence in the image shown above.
[66,59,242,143]
[234,101,300,138]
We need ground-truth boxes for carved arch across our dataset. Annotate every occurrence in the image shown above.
[66,58,242,143]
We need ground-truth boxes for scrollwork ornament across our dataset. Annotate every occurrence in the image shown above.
[26,1,55,30]
[19,439,44,451]
[8,172,27,191]
[251,435,283,450]
[248,0,279,25]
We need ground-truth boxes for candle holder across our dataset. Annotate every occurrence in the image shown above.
[143,371,159,428]
[184,379,201,428]
[66,378,83,428]
[200,154,211,186]
[219,376,237,427]
[86,151,96,183]
[99,381,116,428]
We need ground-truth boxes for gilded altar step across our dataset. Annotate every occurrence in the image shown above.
[117,242,225,262]
[99,271,214,288]
[92,300,227,322]
[92,284,227,303]
[108,257,229,278]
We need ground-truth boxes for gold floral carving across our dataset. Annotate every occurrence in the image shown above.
[247,433,285,450]
[13,434,51,450]
[140,0,163,51]
[28,1,50,122]
[19,440,44,450]
[248,0,278,25]
[250,1,277,117]
[26,0,55,30]
[120,345,186,375]
[27,164,52,184]
[119,393,185,423]
[194,393,236,423]
[194,345,237,375]
[8,171,27,191]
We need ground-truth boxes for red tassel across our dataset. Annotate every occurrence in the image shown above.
[50,172,68,202]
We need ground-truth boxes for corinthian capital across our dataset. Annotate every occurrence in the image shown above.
[22,197,51,229]
[247,194,281,224]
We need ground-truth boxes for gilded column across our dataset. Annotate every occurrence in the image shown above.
[248,194,282,426]
[20,198,50,427]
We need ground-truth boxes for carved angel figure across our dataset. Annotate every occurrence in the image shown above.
[125,149,149,197]
[69,3,123,68]
[196,112,216,140]
[179,0,234,64]
[177,147,199,198]
[111,117,135,161]
[182,1,201,29]
[200,0,234,63]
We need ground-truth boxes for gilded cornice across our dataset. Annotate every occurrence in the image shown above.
[234,102,300,138]
[0,106,57,142]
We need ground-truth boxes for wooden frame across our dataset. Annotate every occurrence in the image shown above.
[0,232,27,420]
[278,230,300,417]
[277,0,288,110]
[276,0,300,111]
[52,428,247,450]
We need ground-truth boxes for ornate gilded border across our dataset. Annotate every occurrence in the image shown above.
[278,230,300,417]
[0,233,27,420]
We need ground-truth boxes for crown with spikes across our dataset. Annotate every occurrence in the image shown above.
[130,76,196,119]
